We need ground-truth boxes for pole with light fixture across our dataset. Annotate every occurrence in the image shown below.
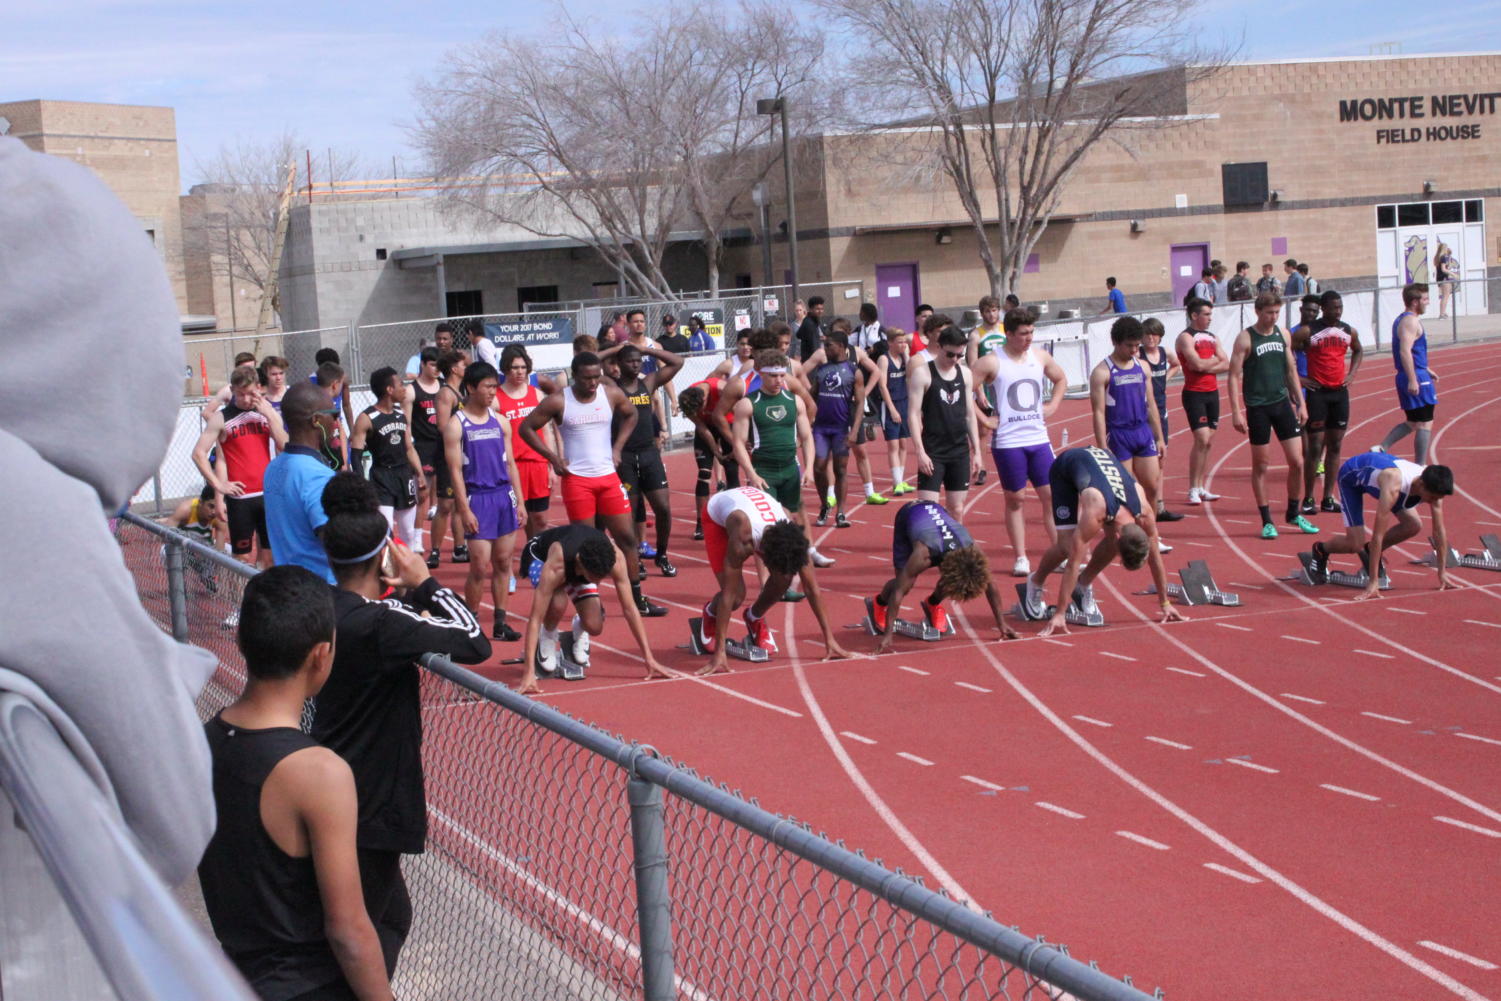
[757,96,798,311]
[751,182,774,288]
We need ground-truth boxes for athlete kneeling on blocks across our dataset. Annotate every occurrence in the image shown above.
[872,500,1017,654]
[698,487,852,677]
[1022,446,1185,637]
[518,524,669,694]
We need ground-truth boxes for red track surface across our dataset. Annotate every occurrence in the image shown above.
[434,340,1501,1000]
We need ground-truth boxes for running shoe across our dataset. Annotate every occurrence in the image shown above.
[825,489,836,509]
[810,547,835,568]
[636,561,648,583]
[1320,497,1342,514]
[638,540,658,559]
[892,482,915,495]
[1156,509,1185,523]
[635,596,669,617]
[1300,497,1318,516]
[1261,522,1279,539]
[1361,544,1388,579]
[975,468,988,485]
[452,545,470,564]
[698,601,718,651]
[866,492,891,505]
[1158,539,1174,553]
[1022,575,1047,620]
[1012,555,1031,577]
[782,589,806,602]
[815,508,829,527]
[492,621,521,642]
[920,599,949,634]
[835,512,852,528]
[744,610,777,652]
[1315,459,1325,475]
[426,548,441,570]
[221,609,239,629]
[655,554,678,577]
[870,597,889,632]
[693,525,705,541]
[538,629,560,675]
[570,618,591,667]
[1288,515,1319,535]
[1305,542,1330,585]
[1186,487,1203,505]
[1369,444,1385,454]
[1072,584,1099,618]
[1198,487,1222,501]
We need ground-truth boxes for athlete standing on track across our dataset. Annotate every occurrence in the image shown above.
[405,347,441,558]
[907,320,983,520]
[520,352,668,617]
[428,349,470,568]
[493,345,557,543]
[696,486,851,676]
[1306,454,1454,600]
[1228,293,1320,539]
[1021,446,1183,637]
[1091,316,1171,553]
[1294,290,1363,514]
[599,341,684,577]
[1175,298,1229,505]
[351,367,424,547]
[193,366,288,568]
[1373,283,1440,464]
[972,307,1066,575]
[804,329,866,528]
[1139,318,1184,525]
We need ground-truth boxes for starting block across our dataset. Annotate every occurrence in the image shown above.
[1453,534,1501,572]
[1294,551,1390,590]
[687,617,770,662]
[862,598,951,642]
[1137,560,1241,607]
[555,633,588,681]
[1011,583,1105,628]
[1412,536,1463,569]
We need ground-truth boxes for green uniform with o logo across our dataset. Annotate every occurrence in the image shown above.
[749,389,802,511]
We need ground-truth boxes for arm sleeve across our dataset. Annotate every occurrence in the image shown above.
[373,577,492,667]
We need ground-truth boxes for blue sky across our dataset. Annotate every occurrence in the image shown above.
[5,0,1500,192]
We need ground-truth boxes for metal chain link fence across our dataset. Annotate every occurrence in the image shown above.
[113,512,1157,1001]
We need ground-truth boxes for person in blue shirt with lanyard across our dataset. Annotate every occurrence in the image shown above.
[263,382,343,584]
[1372,283,1440,463]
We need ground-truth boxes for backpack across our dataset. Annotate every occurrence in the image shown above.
[1226,274,1252,301]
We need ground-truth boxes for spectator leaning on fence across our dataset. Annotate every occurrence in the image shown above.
[199,565,394,1001]
[264,382,341,584]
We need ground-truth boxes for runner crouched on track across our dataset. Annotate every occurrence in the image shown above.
[872,499,1017,654]
[518,524,669,694]
[1305,454,1454,600]
[1022,446,1185,637]
[697,486,852,677]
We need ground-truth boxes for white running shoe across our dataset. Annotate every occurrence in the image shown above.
[1369,444,1385,454]
[221,609,239,629]
[1186,487,1203,505]
[1022,574,1047,620]
[571,616,591,668]
[1012,555,1031,577]
[538,628,560,676]
[1198,487,1221,501]
[1158,539,1174,554]
[1074,584,1099,617]
[810,547,836,568]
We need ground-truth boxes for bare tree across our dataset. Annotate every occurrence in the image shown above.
[819,0,1229,299]
[412,0,829,300]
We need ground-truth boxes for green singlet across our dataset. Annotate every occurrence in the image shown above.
[748,388,801,511]
[1242,326,1290,407]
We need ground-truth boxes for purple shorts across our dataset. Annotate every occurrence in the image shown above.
[813,426,850,460]
[1107,425,1158,462]
[466,487,520,541]
[991,443,1055,492]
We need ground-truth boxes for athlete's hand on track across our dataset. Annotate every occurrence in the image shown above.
[875,632,895,655]
[221,479,247,497]
[996,623,1020,640]
[643,655,672,681]
[1158,606,1186,624]
[1353,583,1382,601]
[697,654,731,676]
[1038,612,1070,637]
[1436,573,1456,591]
[382,539,431,590]
[1231,413,1248,434]
[516,671,543,695]
[822,638,854,660]
[916,451,934,476]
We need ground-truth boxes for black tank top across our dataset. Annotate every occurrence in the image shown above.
[528,523,603,585]
[921,361,968,456]
[411,381,439,443]
[364,404,410,468]
[618,377,657,452]
[198,715,346,1000]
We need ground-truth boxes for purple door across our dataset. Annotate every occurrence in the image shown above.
[1169,244,1209,305]
[876,263,919,334]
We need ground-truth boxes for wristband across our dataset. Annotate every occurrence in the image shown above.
[1160,599,1173,609]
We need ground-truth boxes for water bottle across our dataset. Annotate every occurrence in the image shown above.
[1061,427,1070,448]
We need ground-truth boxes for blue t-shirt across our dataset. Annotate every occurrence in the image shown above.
[264,445,337,584]
[689,330,714,352]
[1108,288,1127,313]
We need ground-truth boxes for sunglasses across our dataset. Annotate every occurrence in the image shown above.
[943,349,964,359]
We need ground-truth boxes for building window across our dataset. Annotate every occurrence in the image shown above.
[1397,203,1430,227]
[144,228,157,246]
[1465,200,1484,222]
[1376,205,1396,230]
[517,285,560,311]
[734,274,754,288]
[446,290,483,317]
[375,248,387,260]
[1432,201,1463,225]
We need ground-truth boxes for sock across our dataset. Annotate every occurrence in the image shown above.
[631,581,643,605]
[1414,428,1431,464]
[571,613,584,640]
[863,481,875,496]
[894,465,905,484]
[1286,499,1299,521]
[1380,422,1413,450]
[1259,504,1272,526]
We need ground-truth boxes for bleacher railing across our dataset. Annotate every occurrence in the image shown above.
[115,510,1159,1001]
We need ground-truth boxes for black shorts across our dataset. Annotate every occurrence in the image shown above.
[413,438,452,499]
[224,494,269,556]
[1246,398,1302,446]
[1304,385,1350,431]
[618,447,669,493]
[918,450,970,494]
[693,433,740,488]
[1182,389,1219,430]
[1403,404,1436,423]
[370,464,418,509]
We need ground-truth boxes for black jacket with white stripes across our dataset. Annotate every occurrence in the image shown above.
[311,577,492,854]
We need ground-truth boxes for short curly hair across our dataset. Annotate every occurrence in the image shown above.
[759,521,810,576]
[937,546,990,602]
[678,385,706,416]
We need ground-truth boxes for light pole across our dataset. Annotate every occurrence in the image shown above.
[756,96,798,313]
[751,182,774,288]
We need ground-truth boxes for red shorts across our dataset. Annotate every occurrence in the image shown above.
[702,503,730,576]
[515,458,550,503]
[562,472,631,521]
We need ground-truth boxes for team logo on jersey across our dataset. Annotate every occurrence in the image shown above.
[765,404,788,421]
[1056,504,1071,519]
[940,387,961,405]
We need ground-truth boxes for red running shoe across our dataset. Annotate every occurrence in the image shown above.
[698,601,718,652]
[870,597,889,633]
[744,610,777,652]
[920,599,949,634]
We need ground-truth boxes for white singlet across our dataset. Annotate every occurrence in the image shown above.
[706,486,788,549]
[989,349,1050,449]
[560,386,615,477]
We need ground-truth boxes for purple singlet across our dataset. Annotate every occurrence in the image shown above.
[458,410,511,490]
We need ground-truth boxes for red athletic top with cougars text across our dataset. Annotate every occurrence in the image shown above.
[219,403,274,496]
[493,383,543,462]
[1305,320,1354,389]
[1178,329,1219,393]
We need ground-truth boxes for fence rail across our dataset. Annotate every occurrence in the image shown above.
[114,511,1159,1001]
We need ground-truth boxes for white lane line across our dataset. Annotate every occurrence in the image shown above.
[1042,638,1074,647]
[1225,758,1280,774]
[1321,784,1382,802]
[897,665,930,676]
[1184,541,1213,548]
[1434,816,1501,838]
[1223,518,1253,525]
[1035,801,1086,819]
[896,751,935,766]
[1115,830,1171,850]
[954,681,992,693]
[1217,622,1253,632]
[1283,634,1321,645]
[839,731,877,745]
[1145,735,1193,750]
[1418,941,1499,971]
[1456,732,1501,747]
[1166,666,1207,677]
[1098,651,1137,662]
[1280,693,1326,705]
[961,775,1007,792]
[1464,619,1501,629]
[1388,608,1426,615]
[1072,715,1113,728]
[1362,711,1413,725]
[1354,649,1396,659]
[1203,863,1263,884]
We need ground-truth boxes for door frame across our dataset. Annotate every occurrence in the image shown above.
[1168,243,1210,304]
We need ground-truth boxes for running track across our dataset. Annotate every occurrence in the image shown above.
[433,340,1501,1000]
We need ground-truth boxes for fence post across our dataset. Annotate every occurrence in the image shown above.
[164,541,190,643]
[626,773,676,1001]
[347,320,361,380]
[152,473,163,515]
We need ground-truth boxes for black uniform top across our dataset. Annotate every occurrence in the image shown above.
[363,404,410,468]
[920,361,968,457]
[198,719,346,1001]
[410,381,440,443]
[616,376,657,452]
[310,579,491,854]
[526,523,606,586]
